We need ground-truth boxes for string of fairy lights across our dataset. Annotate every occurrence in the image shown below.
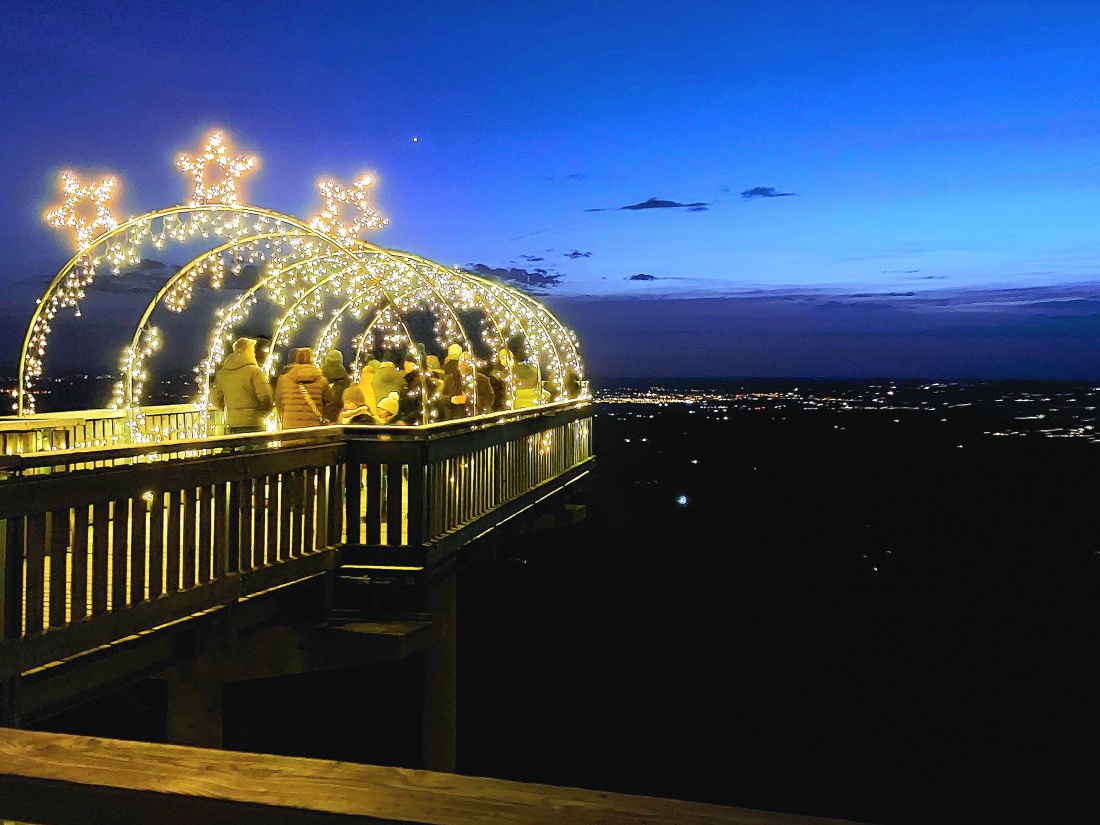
[26,130,587,440]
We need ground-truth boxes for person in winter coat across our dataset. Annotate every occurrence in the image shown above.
[338,386,376,424]
[322,350,351,408]
[422,355,446,422]
[486,348,514,412]
[211,337,274,434]
[356,363,378,415]
[443,343,463,376]
[514,359,541,408]
[275,348,335,429]
[397,358,425,425]
[376,391,400,424]
[442,356,494,419]
[371,360,404,402]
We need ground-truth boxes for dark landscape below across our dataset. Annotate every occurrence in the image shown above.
[37,379,1100,825]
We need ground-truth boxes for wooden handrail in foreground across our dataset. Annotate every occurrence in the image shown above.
[0,728,861,825]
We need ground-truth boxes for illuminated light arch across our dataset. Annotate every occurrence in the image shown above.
[19,204,336,415]
[26,132,587,436]
[388,250,584,381]
[119,231,367,438]
[259,250,585,416]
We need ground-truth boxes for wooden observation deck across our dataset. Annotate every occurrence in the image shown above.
[0,401,592,740]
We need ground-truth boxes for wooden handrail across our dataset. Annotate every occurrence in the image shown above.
[0,404,593,659]
[0,728,857,825]
[0,400,590,476]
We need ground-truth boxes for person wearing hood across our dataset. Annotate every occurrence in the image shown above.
[212,337,274,434]
[371,360,404,401]
[514,358,541,408]
[443,355,494,419]
[275,347,335,429]
[357,362,379,416]
[322,349,351,407]
[487,348,514,412]
[338,386,376,424]
[397,357,425,425]
[443,343,463,376]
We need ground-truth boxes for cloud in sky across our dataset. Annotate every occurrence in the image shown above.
[565,250,592,259]
[628,273,658,281]
[518,254,545,262]
[465,263,562,294]
[586,196,709,213]
[741,187,795,199]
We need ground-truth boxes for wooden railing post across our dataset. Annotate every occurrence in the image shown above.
[406,461,427,546]
[344,448,362,544]
[1,517,22,641]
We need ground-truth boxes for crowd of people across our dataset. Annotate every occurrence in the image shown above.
[209,337,583,434]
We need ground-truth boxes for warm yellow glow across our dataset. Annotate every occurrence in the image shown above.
[23,129,589,433]
[177,132,257,207]
[309,176,388,241]
[45,172,118,251]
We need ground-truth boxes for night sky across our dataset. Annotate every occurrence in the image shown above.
[4,1,1100,378]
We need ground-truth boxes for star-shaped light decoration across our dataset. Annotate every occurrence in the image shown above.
[176,132,257,206]
[45,172,119,251]
[309,176,388,242]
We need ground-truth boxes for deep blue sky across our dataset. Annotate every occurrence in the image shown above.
[3,0,1100,377]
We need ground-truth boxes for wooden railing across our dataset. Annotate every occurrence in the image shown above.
[0,403,593,676]
[0,431,345,677]
[343,403,593,548]
[0,728,849,825]
[0,404,209,455]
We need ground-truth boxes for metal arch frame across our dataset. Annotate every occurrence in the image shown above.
[388,251,570,382]
[18,204,334,415]
[122,231,293,419]
[21,204,589,429]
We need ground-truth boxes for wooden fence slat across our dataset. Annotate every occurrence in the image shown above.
[365,463,380,545]
[407,463,425,546]
[212,482,227,578]
[2,517,23,640]
[148,494,164,598]
[111,499,129,612]
[91,503,109,615]
[295,472,307,557]
[278,472,291,560]
[345,461,362,544]
[182,488,197,588]
[303,469,315,553]
[197,485,212,584]
[130,496,147,605]
[165,490,181,593]
[24,513,46,634]
[252,477,266,568]
[70,506,88,622]
[226,481,240,574]
[330,464,344,546]
[48,510,69,629]
[314,465,328,551]
[266,474,279,564]
[237,479,253,572]
[386,463,403,545]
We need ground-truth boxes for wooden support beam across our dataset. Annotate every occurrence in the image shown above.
[0,727,852,825]
[163,656,224,749]
[420,573,456,773]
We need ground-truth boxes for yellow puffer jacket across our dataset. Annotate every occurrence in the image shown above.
[275,364,335,429]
